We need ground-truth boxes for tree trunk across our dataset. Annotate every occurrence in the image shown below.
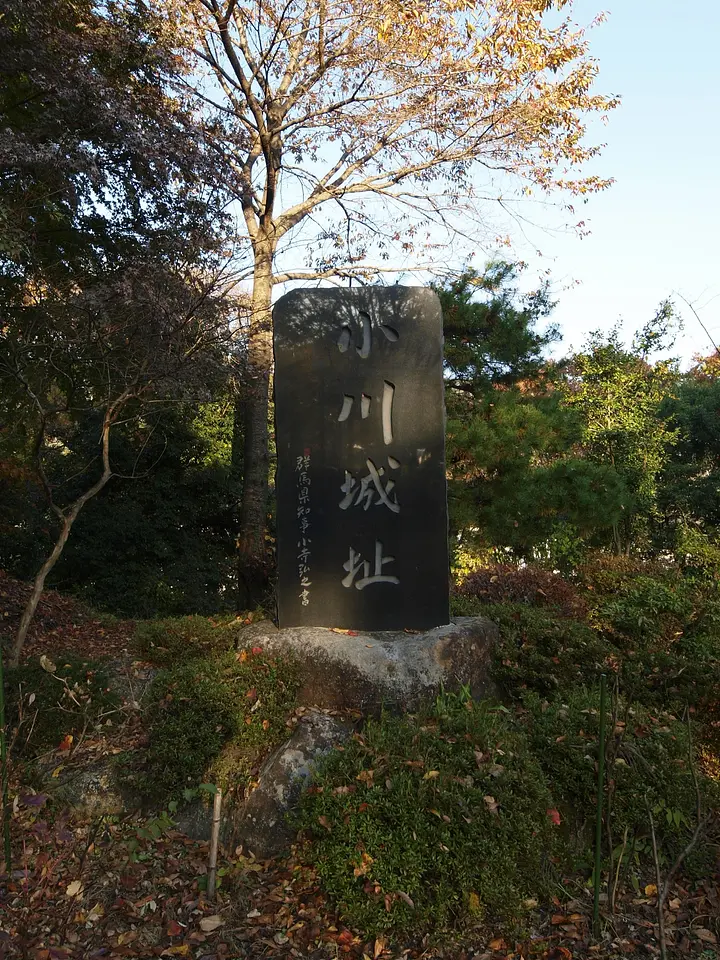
[12,414,116,666]
[11,516,75,666]
[238,245,275,602]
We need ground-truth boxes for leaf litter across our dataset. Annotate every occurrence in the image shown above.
[2,571,719,959]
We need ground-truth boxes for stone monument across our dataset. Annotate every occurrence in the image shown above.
[273,287,449,631]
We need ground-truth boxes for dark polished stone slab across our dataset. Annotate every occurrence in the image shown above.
[273,287,449,630]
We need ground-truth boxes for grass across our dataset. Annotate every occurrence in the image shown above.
[126,641,299,804]
[134,614,243,665]
[297,688,560,935]
[5,654,119,758]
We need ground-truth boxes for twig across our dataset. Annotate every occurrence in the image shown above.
[0,646,11,872]
[605,674,620,894]
[22,709,39,753]
[674,291,719,355]
[646,800,667,960]
[659,711,711,903]
[593,673,607,938]
[610,825,628,915]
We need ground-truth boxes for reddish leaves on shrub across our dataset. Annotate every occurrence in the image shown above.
[456,565,587,618]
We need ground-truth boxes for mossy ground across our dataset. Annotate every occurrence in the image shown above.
[5,561,719,949]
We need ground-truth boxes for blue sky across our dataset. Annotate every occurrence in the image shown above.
[509,0,720,366]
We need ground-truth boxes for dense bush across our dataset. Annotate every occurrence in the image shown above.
[585,574,720,713]
[456,565,720,718]
[574,553,680,597]
[455,564,587,619]
[135,647,298,801]
[297,691,559,935]
[479,603,611,696]
[521,687,720,872]
[6,655,118,757]
[590,575,694,645]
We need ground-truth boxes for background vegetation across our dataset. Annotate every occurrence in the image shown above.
[1,0,719,953]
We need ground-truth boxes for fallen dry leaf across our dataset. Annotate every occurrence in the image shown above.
[40,654,57,673]
[199,914,223,933]
[549,948,573,960]
[353,852,374,877]
[65,880,84,898]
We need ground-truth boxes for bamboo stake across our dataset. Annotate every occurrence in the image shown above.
[593,673,607,938]
[207,787,223,900]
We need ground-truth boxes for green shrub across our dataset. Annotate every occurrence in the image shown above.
[468,572,720,716]
[135,648,298,801]
[575,553,681,597]
[586,575,720,712]
[675,524,720,582]
[5,655,118,757]
[521,687,719,871]
[296,691,559,936]
[485,604,612,697]
[590,575,694,645]
[135,615,241,665]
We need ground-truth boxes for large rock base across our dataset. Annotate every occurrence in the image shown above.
[178,617,499,858]
[174,708,353,858]
[239,616,498,712]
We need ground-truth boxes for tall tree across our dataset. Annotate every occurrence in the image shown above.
[657,355,720,570]
[0,0,235,662]
[437,264,628,568]
[437,262,560,397]
[155,0,617,585]
[562,315,680,555]
[0,0,230,282]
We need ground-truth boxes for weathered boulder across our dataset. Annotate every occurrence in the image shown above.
[237,616,498,712]
[174,708,353,857]
[51,759,126,817]
[238,708,354,858]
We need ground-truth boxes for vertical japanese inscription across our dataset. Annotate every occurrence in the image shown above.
[335,318,402,590]
[296,450,311,605]
[274,288,449,631]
